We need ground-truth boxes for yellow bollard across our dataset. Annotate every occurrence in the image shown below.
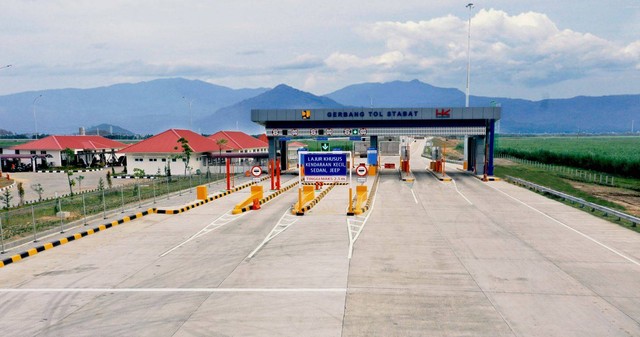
[348,187,353,214]
[196,185,208,200]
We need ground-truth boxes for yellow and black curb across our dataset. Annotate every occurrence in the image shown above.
[353,175,380,215]
[428,169,452,182]
[454,168,500,181]
[156,176,269,215]
[234,180,299,214]
[0,208,155,269]
[295,183,336,216]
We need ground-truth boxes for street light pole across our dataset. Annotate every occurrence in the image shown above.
[33,95,42,139]
[465,3,474,108]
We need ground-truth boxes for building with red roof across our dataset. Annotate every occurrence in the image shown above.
[118,129,226,175]
[7,135,127,169]
[208,131,268,155]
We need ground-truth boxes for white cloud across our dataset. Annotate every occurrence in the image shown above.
[0,2,638,98]
[330,9,640,88]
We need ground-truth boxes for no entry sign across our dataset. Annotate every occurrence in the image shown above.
[251,166,262,177]
[356,164,368,177]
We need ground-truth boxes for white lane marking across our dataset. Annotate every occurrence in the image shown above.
[347,179,380,259]
[485,183,640,267]
[246,210,299,259]
[410,189,418,204]
[0,288,346,293]
[160,211,247,257]
[451,178,473,205]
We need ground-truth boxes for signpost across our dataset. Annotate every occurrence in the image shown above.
[355,164,367,177]
[251,165,262,183]
[298,151,353,214]
[302,153,348,182]
[356,163,367,184]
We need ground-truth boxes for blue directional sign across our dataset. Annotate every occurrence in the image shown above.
[303,153,348,182]
[316,136,329,141]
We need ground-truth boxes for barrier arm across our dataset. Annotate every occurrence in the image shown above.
[232,185,264,214]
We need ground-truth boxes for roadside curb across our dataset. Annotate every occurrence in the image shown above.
[155,176,269,215]
[235,180,299,214]
[353,174,380,215]
[295,183,336,216]
[38,168,104,173]
[0,181,16,192]
[0,208,155,269]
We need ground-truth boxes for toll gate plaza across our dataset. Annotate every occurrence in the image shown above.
[0,107,639,336]
[251,107,500,177]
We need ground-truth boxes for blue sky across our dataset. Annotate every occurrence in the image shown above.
[0,0,638,100]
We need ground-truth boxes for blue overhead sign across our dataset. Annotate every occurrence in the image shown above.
[303,153,347,182]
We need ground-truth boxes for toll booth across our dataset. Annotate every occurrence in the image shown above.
[252,107,500,176]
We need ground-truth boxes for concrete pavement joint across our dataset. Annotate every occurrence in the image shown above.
[0,287,347,293]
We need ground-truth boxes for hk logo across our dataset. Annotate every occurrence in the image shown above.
[301,110,311,119]
[435,109,451,118]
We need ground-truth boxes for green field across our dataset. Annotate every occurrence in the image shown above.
[0,139,29,148]
[496,136,640,178]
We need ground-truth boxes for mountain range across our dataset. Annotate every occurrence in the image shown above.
[0,78,637,135]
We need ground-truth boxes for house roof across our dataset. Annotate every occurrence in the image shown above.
[288,141,307,148]
[118,129,224,154]
[208,131,268,150]
[11,135,127,151]
[257,134,268,143]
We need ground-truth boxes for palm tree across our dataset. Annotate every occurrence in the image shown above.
[215,138,228,174]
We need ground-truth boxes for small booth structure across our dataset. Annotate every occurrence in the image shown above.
[0,154,53,172]
[251,107,501,176]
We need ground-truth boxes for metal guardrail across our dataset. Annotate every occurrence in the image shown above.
[505,176,639,227]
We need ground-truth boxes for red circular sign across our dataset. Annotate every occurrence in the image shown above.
[251,166,262,177]
[356,164,368,177]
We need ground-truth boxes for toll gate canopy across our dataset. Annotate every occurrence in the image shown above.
[251,107,501,175]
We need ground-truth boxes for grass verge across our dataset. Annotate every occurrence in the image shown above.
[494,164,639,233]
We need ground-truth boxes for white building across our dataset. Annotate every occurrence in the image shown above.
[118,129,224,176]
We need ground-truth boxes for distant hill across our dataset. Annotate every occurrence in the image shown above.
[0,77,637,135]
[196,84,345,134]
[0,129,12,136]
[84,124,134,136]
[0,78,268,135]
[325,80,639,134]
[326,79,464,107]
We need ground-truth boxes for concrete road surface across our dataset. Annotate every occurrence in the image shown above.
[0,151,639,336]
